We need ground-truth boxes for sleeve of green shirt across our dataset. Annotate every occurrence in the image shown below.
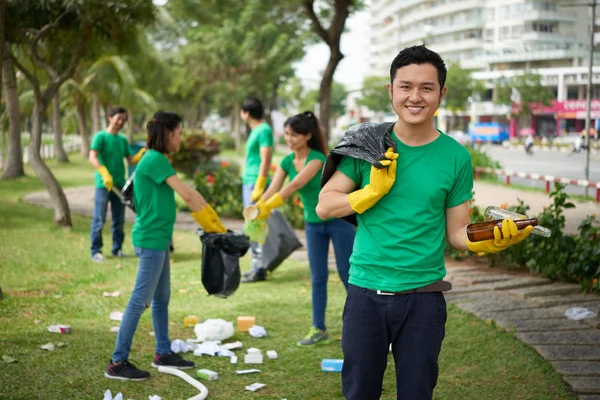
[280,153,292,175]
[259,125,274,148]
[446,152,474,208]
[90,133,103,152]
[149,154,177,185]
[337,156,361,186]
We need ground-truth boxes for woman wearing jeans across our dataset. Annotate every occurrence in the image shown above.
[105,111,227,381]
[255,111,355,346]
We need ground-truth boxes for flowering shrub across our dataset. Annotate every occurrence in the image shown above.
[170,130,220,178]
[194,161,243,218]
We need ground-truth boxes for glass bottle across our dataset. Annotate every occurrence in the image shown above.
[466,218,539,242]
[484,206,552,238]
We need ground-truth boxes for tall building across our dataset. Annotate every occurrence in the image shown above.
[369,0,600,137]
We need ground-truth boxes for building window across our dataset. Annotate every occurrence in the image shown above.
[500,26,509,39]
[511,25,523,38]
[567,86,579,100]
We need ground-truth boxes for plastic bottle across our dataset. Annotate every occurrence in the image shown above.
[466,218,539,242]
[484,206,552,238]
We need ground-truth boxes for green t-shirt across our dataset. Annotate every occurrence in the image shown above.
[280,149,329,224]
[90,130,132,189]
[337,130,473,292]
[242,122,274,184]
[131,150,177,251]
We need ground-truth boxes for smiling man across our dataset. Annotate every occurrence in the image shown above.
[317,45,531,400]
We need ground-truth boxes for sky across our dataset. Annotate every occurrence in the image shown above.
[292,8,371,91]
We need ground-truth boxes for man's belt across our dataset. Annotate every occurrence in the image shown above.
[367,280,452,296]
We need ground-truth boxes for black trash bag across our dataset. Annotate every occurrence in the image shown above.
[320,122,396,226]
[199,229,250,298]
[121,171,136,212]
[262,210,303,272]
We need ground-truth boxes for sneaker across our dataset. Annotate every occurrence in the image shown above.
[151,352,195,369]
[105,360,150,381]
[91,253,105,263]
[241,269,267,283]
[297,327,331,347]
[112,250,129,258]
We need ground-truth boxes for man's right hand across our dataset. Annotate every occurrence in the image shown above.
[347,147,398,214]
[97,165,114,192]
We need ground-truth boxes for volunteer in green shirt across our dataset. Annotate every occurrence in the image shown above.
[317,46,533,400]
[89,107,146,262]
[240,97,274,283]
[105,111,227,381]
[255,112,355,346]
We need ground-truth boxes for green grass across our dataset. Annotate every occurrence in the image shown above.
[0,156,576,399]
[480,177,595,203]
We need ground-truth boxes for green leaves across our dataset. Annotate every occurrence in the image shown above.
[356,76,390,113]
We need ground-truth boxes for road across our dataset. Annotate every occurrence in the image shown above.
[481,145,600,197]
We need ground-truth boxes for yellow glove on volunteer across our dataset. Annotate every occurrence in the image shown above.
[251,176,267,202]
[97,165,114,192]
[132,148,146,164]
[347,147,398,214]
[256,193,284,220]
[466,219,533,253]
[191,205,227,233]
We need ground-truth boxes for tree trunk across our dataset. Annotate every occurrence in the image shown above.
[30,97,72,227]
[1,54,24,179]
[76,103,90,158]
[232,103,242,152]
[91,92,100,134]
[52,94,69,163]
[127,107,134,143]
[319,49,344,143]
[198,97,207,129]
[102,104,110,128]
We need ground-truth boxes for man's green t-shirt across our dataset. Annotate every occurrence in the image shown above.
[90,130,132,189]
[337,130,473,292]
[131,150,177,251]
[280,149,329,224]
[242,122,274,185]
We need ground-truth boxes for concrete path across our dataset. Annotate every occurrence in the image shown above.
[23,186,600,398]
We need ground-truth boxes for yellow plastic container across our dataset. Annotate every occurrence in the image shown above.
[184,315,199,328]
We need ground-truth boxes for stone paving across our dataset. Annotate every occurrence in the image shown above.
[24,186,600,399]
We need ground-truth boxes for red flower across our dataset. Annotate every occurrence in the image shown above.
[206,174,215,184]
[221,160,230,168]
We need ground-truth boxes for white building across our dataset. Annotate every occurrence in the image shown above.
[369,0,600,137]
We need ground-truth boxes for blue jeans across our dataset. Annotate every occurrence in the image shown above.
[112,247,172,362]
[90,187,125,256]
[305,219,355,331]
[243,183,265,272]
[341,285,447,400]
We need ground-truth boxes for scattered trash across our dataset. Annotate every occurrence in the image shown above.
[110,326,120,333]
[321,359,343,372]
[184,315,199,327]
[158,366,208,400]
[171,339,193,353]
[248,325,266,338]
[193,341,221,357]
[236,369,261,375]
[57,342,67,348]
[247,348,261,355]
[194,318,234,341]
[102,291,121,297]
[217,349,234,358]
[53,294,62,299]
[237,316,255,332]
[109,311,124,322]
[33,319,41,325]
[245,383,266,392]
[230,355,238,364]
[221,341,243,351]
[149,331,155,336]
[40,343,55,351]
[266,350,278,359]
[2,355,17,364]
[47,324,71,334]
[244,353,263,364]
[148,396,162,400]
[103,390,123,400]
[565,307,598,320]
[196,369,218,381]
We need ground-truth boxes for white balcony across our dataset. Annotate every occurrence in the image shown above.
[399,0,482,26]
[522,31,578,43]
[482,47,588,63]
[516,10,577,23]
[401,18,484,43]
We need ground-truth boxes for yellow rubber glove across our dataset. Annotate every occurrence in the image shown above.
[251,176,267,202]
[191,205,227,233]
[97,165,113,192]
[466,219,534,253]
[347,147,399,214]
[256,193,284,220]
[132,148,146,164]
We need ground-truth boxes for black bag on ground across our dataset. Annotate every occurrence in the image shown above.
[320,122,396,226]
[199,230,250,298]
[262,210,303,272]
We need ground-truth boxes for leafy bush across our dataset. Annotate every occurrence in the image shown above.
[466,144,501,179]
[280,193,305,230]
[170,130,220,178]
[211,132,236,150]
[194,161,244,218]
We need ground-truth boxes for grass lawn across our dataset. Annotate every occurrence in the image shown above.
[0,155,576,399]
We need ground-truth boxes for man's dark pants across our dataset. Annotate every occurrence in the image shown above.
[341,284,447,400]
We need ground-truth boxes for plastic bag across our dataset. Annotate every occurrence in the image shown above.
[565,307,598,320]
[321,122,396,225]
[121,172,136,212]
[194,319,235,341]
[262,210,303,272]
[199,230,250,297]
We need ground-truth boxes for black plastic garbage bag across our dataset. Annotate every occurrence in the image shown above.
[199,229,251,298]
[262,210,303,272]
[121,172,136,212]
[320,122,396,226]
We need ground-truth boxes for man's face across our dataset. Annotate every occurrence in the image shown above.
[109,113,128,131]
[387,63,446,127]
[240,109,249,124]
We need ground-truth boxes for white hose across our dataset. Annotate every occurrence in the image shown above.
[158,366,209,400]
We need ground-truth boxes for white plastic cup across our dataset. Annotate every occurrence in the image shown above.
[243,205,259,221]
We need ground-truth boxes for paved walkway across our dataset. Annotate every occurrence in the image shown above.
[23,186,600,399]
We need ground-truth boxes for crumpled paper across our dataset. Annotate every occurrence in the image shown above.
[194,318,234,341]
[193,341,222,357]
[248,325,267,338]
[103,390,123,400]
[109,311,124,322]
[41,343,55,351]
[102,291,121,297]
[171,339,194,353]
[565,307,598,320]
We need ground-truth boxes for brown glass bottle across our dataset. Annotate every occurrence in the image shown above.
[466,218,539,242]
